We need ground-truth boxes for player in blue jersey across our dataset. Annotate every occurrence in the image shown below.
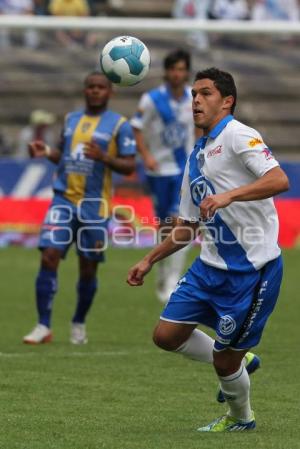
[127,68,289,431]
[131,49,197,303]
[23,72,136,345]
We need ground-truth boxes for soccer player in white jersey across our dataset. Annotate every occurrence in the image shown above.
[131,49,196,302]
[127,68,289,431]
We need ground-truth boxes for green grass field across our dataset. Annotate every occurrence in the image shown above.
[0,246,299,449]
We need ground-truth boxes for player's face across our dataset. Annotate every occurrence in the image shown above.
[165,60,189,88]
[192,79,233,132]
[84,75,112,109]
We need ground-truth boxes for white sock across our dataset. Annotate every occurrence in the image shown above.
[168,245,189,281]
[218,365,252,422]
[167,246,189,289]
[175,329,214,363]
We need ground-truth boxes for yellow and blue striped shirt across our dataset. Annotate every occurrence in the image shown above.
[53,109,136,218]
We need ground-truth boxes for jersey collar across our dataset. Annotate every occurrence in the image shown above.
[195,114,234,148]
[208,114,234,139]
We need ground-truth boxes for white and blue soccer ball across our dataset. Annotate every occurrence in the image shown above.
[100,36,150,87]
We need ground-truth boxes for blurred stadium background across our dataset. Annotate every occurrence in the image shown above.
[0,1,299,448]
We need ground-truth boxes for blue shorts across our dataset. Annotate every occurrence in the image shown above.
[161,256,283,351]
[39,195,109,262]
[147,174,183,221]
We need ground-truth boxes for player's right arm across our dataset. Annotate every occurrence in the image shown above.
[131,93,159,172]
[127,218,198,286]
[28,140,61,164]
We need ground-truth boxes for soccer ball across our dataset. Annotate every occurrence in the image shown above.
[100,36,150,87]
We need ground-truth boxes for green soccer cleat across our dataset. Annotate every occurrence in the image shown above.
[197,412,256,432]
[217,352,261,403]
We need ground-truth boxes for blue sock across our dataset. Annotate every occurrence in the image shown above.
[72,278,98,324]
[36,269,58,328]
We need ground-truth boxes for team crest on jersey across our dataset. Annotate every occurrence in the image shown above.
[248,137,263,148]
[81,122,91,133]
[219,315,236,336]
[196,151,205,171]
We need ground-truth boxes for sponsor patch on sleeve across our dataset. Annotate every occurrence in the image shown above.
[248,137,263,148]
[262,147,274,160]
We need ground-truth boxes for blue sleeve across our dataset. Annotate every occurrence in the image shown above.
[116,120,136,156]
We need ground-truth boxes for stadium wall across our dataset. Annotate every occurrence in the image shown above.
[1,16,300,34]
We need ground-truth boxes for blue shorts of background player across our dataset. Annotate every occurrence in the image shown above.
[147,173,183,220]
[161,255,283,351]
[39,194,109,262]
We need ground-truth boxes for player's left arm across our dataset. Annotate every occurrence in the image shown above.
[84,120,136,175]
[200,130,289,220]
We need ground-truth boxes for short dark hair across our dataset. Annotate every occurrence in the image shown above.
[194,67,237,113]
[84,71,112,87]
[163,49,191,71]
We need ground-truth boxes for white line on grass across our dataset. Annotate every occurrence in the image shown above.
[0,349,156,358]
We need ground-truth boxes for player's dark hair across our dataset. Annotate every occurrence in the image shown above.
[84,71,112,87]
[163,49,191,71]
[194,68,237,113]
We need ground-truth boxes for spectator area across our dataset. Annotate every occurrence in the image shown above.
[105,0,174,17]
[0,30,299,158]
[0,0,299,157]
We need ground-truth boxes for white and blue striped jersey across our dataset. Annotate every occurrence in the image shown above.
[179,115,281,272]
[131,84,195,176]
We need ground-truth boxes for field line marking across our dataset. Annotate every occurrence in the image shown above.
[0,349,156,358]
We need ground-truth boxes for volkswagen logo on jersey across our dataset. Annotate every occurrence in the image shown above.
[161,122,187,149]
[219,315,237,336]
[190,175,215,206]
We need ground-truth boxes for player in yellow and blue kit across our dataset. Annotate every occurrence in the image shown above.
[23,72,136,345]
